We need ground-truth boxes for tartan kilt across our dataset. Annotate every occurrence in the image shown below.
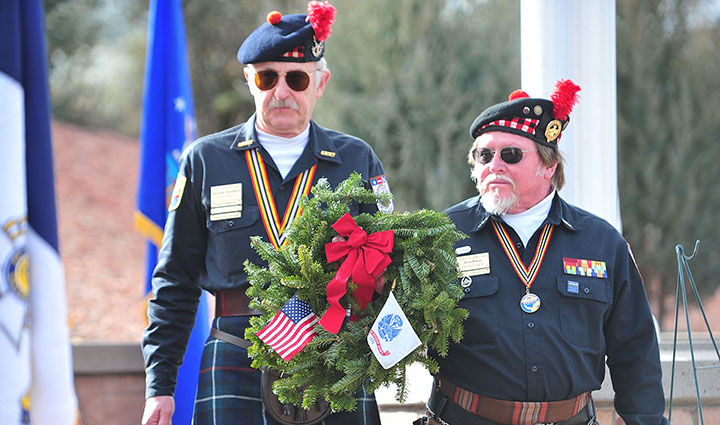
[194,316,382,425]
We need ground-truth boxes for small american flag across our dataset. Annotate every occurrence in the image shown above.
[257,294,319,361]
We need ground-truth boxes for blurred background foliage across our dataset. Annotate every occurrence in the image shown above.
[44,0,720,325]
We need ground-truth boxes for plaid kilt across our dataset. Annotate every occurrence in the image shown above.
[194,316,381,425]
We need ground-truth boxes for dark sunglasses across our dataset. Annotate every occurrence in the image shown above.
[473,147,537,165]
[254,69,316,91]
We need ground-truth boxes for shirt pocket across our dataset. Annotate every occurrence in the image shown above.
[206,206,261,279]
[458,275,500,344]
[556,276,611,349]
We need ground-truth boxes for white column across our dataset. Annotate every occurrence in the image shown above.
[521,0,621,230]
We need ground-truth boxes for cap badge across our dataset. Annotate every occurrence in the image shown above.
[312,38,324,57]
[533,105,543,116]
[545,119,562,142]
[522,106,530,114]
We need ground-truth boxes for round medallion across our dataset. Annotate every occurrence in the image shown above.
[520,292,541,313]
[533,105,543,116]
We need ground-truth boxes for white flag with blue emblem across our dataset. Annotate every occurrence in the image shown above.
[367,292,421,369]
[1,0,78,423]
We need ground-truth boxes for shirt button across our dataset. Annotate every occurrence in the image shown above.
[279,184,285,190]
[531,365,538,372]
[584,287,590,294]
[527,321,535,328]
[515,242,522,249]
[228,220,234,227]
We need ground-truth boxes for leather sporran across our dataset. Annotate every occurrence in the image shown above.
[260,367,331,425]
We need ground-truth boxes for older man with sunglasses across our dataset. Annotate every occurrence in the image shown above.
[416,81,669,425]
[141,2,391,425]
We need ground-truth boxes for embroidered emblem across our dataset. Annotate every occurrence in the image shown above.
[370,174,394,214]
[168,175,187,211]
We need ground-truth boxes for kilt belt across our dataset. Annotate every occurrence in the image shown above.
[210,327,251,350]
[215,288,261,316]
[430,376,592,425]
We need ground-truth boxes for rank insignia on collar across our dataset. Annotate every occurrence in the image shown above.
[236,140,254,148]
[320,150,336,157]
[563,257,607,278]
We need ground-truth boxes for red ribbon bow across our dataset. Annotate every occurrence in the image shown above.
[318,213,394,334]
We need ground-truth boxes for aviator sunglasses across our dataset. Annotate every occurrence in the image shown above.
[473,147,537,165]
[254,69,316,91]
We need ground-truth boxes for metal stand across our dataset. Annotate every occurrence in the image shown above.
[669,241,720,424]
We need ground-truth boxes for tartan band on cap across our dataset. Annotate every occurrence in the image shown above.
[480,118,540,136]
[282,45,305,59]
[469,80,581,149]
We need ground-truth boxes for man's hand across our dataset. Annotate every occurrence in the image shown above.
[141,396,174,425]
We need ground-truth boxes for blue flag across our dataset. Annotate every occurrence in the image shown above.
[135,0,209,422]
[0,1,77,423]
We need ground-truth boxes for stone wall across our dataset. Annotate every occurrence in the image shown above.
[72,334,720,424]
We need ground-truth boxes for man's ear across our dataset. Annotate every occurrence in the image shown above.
[315,70,331,99]
[543,162,558,180]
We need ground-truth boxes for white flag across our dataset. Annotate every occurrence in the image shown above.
[1,1,78,423]
[367,292,421,369]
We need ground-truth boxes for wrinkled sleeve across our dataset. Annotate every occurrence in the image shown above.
[604,240,669,425]
[141,153,206,398]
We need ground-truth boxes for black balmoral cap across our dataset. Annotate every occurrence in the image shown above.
[237,2,336,64]
[469,80,581,149]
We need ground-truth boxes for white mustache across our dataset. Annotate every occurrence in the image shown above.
[479,174,516,193]
[268,98,299,110]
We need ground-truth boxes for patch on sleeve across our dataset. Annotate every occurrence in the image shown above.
[562,257,607,278]
[168,174,187,211]
[370,174,394,213]
[627,242,644,283]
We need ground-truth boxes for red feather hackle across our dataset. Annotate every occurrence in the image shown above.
[551,79,581,121]
[307,1,337,42]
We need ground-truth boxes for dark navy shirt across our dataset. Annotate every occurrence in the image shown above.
[142,116,387,397]
[439,194,669,425]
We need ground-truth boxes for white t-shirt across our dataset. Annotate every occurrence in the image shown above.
[502,190,555,247]
[255,125,310,179]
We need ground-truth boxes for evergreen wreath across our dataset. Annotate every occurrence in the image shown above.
[244,172,468,412]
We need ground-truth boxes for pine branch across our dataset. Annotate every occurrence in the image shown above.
[243,172,468,410]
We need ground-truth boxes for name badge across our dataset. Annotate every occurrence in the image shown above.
[457,253,490,277]
[210,183,243,221]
